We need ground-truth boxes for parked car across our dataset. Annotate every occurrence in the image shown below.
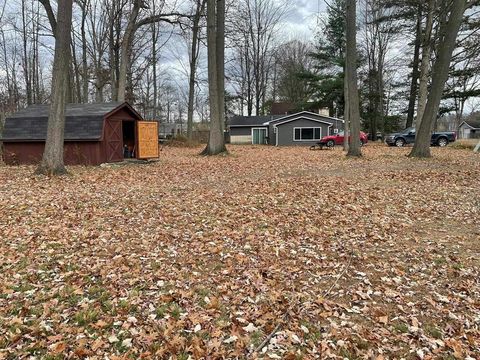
[385,127,456,147]
[318,131,368,148]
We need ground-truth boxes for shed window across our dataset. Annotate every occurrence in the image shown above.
[294,127,321,141]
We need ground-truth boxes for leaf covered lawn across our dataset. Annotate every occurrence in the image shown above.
[0,145,479,359]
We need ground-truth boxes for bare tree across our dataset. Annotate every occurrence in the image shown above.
[35,0,73,175]
[187,0,207,139]
[361,0,393,140]
[202,0,227,155]
[230,0,287,115]
[345,0,362,157]
[116,0,189,102]
[415,0,435,129]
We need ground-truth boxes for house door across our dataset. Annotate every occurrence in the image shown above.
[105,119,123,162]
[252,128,267,145]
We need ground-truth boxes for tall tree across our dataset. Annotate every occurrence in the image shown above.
[187,0,207,140]
[202,0,227,155]
[345,0,362,157]
[405,5,422,129]
[303,0,346,117]
[275,40,313,106]
[229,0,287,116]
[116,1,188,102]
[35,0,73,175]
[409,0,468,158]
[361,0,393,140]
[415,0,435,129]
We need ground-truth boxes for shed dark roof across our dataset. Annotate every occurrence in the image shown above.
[229,115,284,127]
[463,119,480,129]
[2,102,140,141]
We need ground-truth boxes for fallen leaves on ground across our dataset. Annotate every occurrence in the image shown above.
[0,144,479,359]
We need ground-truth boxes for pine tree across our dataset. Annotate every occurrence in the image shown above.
[301,0,346,117]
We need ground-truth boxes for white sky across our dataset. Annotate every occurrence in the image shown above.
[279,0,325,40]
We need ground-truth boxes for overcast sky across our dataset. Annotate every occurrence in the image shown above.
[275,0,326,41]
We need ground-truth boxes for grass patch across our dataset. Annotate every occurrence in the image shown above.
[424,324,442,339]
[249,330,265,348]
[117,299,138,314]
[449,139,478,150]
[59,285,82,307]
[74,308,99,326]
[393,322,409,334]
[155,302,184,320]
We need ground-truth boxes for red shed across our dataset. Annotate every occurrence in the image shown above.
[1,102,159,166]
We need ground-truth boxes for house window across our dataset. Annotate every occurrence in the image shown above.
[294,127,321,141]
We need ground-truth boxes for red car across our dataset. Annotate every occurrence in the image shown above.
[318,131,368,148]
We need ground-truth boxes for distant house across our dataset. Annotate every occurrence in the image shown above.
[158,123,185,140]
[229,111,344,146]
[1,102,159,165]
[458,119,480,139]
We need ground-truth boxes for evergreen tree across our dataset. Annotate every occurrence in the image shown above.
[301,0,346,117]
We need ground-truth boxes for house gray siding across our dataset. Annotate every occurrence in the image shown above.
[230,127,253,136]
[275,118,332,146]
[228,112,344,146]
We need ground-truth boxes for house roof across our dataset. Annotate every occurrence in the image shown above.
[229,115,284,127]
[267,111,344,126]
[229,111,344,128]
[460,119,480,129]
[2,102,141,141]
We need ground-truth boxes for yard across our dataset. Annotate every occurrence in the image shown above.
[0,144,479,359]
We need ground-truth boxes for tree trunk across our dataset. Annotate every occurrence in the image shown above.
[410,0,466,158]
[81,1,89,103]
[35,0,73,175]
[405,6,422,129]
[152,20,158,118]
[202,0,227,155]
[343,64,349,152]
[187,0,206,140]
[117,5,139,102]
[109,5,118,102]
[216,0,225,132]
[416,0,435,130]
[22,0,32,105]
[345,0,361,157]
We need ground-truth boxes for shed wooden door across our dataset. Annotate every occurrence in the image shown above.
[105,119,123,162]
[137,121,159,159]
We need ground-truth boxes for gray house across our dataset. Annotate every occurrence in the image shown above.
[229,111,344,146]
[458,119,480,139]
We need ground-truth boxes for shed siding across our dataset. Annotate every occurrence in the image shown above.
[1,103,145,165]
[3,142,105,165]
[276,118,331,146]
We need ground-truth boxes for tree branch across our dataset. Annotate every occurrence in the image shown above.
[135,12,193,30]
[38,0,57,35]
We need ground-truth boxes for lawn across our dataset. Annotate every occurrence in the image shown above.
[0,144,479,359]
